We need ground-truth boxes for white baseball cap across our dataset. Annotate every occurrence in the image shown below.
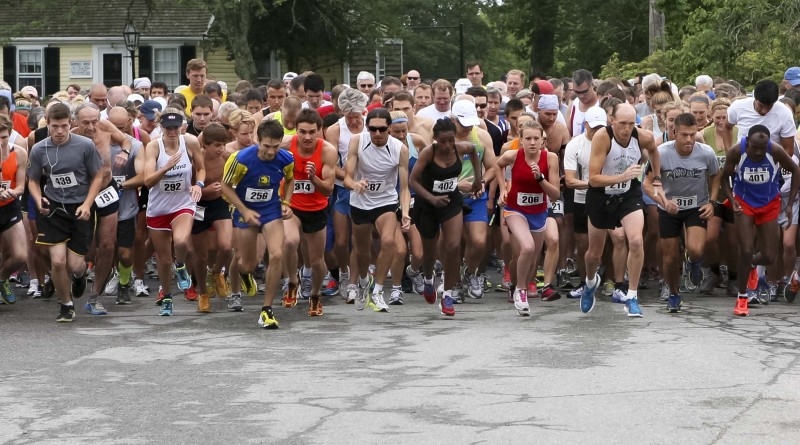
[454,78,471,94]
[452,99,481,127]
[283,72,298,81]
[584,106,608,128]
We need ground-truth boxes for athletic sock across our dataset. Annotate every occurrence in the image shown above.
[586,275,598,289]
[373,284,383,295]
[118,263,132,286]
[302,266,312,278]
[626,290,638,300]
[329,268,339,281]
[359,275,369,287]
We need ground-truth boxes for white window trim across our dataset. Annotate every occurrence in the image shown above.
[16,45,45,93]
[150,45,181,91]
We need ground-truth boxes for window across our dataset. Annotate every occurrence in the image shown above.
[153,47,180,91]
[18,48,43,93]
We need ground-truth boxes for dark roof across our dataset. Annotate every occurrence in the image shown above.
[5,0,212,39]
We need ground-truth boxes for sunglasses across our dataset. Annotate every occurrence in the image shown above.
[368,126,389,133]
[360,84,374,89]
[407,77,419,81]
[574,87,592,96]
[475,103,488,109]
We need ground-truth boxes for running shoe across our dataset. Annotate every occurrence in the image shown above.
[689,261,703,287]
[345,283,358,304]
[205,271,217,298]
[155,287,165,305]
[612,288,627,304]
[513,288,530,316]
[184,285,198,302]
[159,298,173,316]
[321,279,339,297]
[667,294,682,313]
[227,293,243,312]
[480,273,492,292]
[71,272,88,299]
[85,300,107,315]
[581,274,599,313]
[452,284,463,304]
[440,293,455,316]
[85,265,95,283]
[145,258,158,277]
[300,275,312,300]
[746,267,758,293]
[174,264,192,291]
[340,270,351,300]
[56,304,75,323]
[0,280,15,304]
[368,289,388,312]
[784,270,799,303]
[308,295,323,316]
[734,296,749,316]
[282,282,298,308]
[556,269,575,290]
[134,279,149,297]
[602,279,614,297]
[388,288,404,305]
[467,270,483,299]
[30,283,42,299]
[422,280,437,304]
[568,284,584,299]
[198,293,212,313]
[496,265,511,292]
[540,284,561,301]
[214,272,229,298]
[624,298,643,318]
[27,278,40,296]
[698,269,718,295]
[406,265,424,295]
[43,276,55,300]
[527,282,538,294]
[356,276,373,311]
[8,271,18,283]
[104,270,119,296]
[258,307,279,329]
[658,281,670,301]
[116,283,132,305]
[240,272,257,297]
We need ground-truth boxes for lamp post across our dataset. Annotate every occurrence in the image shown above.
[123,22,140,80]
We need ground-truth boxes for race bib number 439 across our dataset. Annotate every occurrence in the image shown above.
[52,172,77,188]
[245,187,273,202]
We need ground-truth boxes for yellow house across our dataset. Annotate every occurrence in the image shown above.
[0,0,245,95]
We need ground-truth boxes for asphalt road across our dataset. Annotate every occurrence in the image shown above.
[2,271,800,444]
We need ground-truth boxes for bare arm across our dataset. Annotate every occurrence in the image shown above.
[312,141,336,197]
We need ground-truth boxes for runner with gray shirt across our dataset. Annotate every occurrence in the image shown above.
[27,103,104,322]
[644,113,719,313]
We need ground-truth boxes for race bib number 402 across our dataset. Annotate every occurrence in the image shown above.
[432,177,458,193]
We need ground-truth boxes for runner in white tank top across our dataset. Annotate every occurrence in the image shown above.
[349,132,403,210]
[147,136,195,217]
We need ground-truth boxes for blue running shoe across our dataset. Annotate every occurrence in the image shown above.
[174,264,192,291]
[84,301,107,315]
[580,273,599,313]
[160,298,173,316]
[667,294,682,313]
[611,288,626,304]
[321,279,339,297]
[0,280,16,304]
[440,294,455,316]
[422,281,437,304]
[689,261,703,287]
[625,298,643,317]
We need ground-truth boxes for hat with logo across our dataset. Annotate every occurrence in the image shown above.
[451,99,481,127]
[140,100,163,120]
[583,106,608,128]
[784,67,800,86]
[455,78,472,94]
[160,112,184,128]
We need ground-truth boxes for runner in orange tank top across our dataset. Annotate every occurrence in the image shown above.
[281,109,337,315]
[0,114,29,304]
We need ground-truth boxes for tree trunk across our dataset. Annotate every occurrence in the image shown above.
[218,1,258,82]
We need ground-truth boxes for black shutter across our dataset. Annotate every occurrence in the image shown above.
[138,45,152,79]
[179,45,196,85]
[44,47,60,96]
[3,46,16,92]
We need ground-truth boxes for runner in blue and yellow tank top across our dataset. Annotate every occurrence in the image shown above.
[222,120,294,330]
[721,125,800,317]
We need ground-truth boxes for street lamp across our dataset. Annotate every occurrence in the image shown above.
[123,21,140,79]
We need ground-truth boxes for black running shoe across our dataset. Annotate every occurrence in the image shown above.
[56,304,75,323]
[72,272,88,299]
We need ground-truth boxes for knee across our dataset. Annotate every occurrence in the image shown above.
[627,235,644,252]
[519,240,536,257]
[51,255,67,270]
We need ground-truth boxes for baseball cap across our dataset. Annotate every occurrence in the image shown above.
[160,112,184,128]
[283,72,298,81]
[0,90,13,111]
[533,80,554,95]
[153,96,168,112]
[133,77,151,89]
[451,99,481,127]
[20,85,38,98]
[455,78,471,94]
[140,100,163,120]
[584,106,608,128]
[784,67,800,86]
[217,80,228,91]
[127,93,145,104]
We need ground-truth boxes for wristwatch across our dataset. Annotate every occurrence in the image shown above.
[536,174,544,182]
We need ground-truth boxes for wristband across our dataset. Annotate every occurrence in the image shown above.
[196,181,205,188]
[536,174,544,182]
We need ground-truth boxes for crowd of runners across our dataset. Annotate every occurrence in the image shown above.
[2,58,800,327]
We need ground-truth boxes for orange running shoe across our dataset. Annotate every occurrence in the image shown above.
[308,294,323,316]
[734,297,749,316]
[746,267,758,292]
[184,285,198,301]
[282,282,298,308]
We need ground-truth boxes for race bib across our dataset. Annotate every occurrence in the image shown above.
[675,195,697,210]
[113,175,125,188]
[410,197,415,209]
[717,156,726,169]
[743,167,769,185]
[550,200,564,215]
[194,205,206,221]
[162,180,183,192]
[94,185,119,208]
[605,180,631,195]
[52,172,77,188]
[781,166,793,182]
[365,179,385,193]
[245,187,273,202]
[432,177,458,193]
[517,192,543,206]
[294,180,315,194]
[0,180,10,191]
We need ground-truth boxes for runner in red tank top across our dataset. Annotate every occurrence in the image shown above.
[282,109,337,315]
[0,115,30,304]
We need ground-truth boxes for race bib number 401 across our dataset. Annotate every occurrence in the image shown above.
[245,187,274,202]
[743,167,769,185]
